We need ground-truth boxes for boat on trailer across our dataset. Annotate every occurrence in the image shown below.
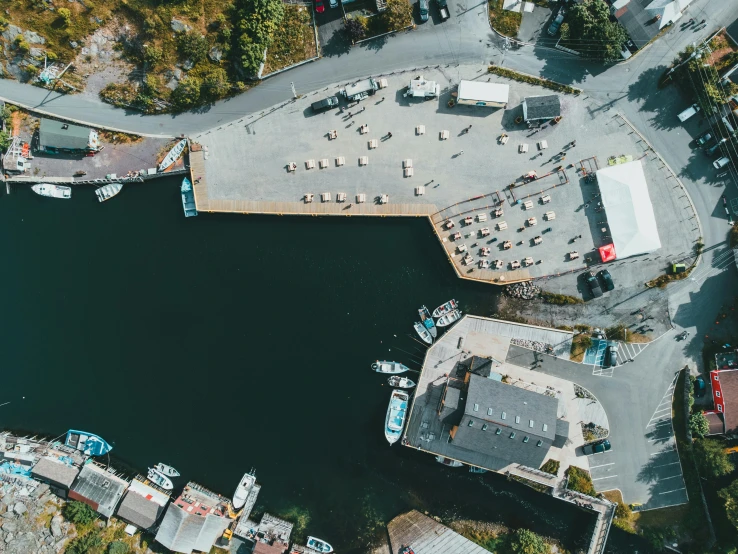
[306,536,334,553]
[181,177,198,217]
[147,467,174,490]
[387,375,416,389]
[413,321,433,344]
[418,305,437,338]
[95,183,123,202]
[31,184,71,199]
[372,361,408,374]
[154,463,180,478]
[436,309,462,328]
[159,139,187,172]
[232,470,256,510]
[385,389,410,444]
[64,430,112,456]
[432,299,458,318]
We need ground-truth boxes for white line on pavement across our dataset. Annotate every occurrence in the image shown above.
[589,462,615,469]
[592,475,619,481]
[659,487,687,495]
[653,461,681,468]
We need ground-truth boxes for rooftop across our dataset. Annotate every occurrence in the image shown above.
[38,118,95,151]
[522,95,561,121]
[116,488,164,530]
[388,510,490,554]
[68,462,128,518]
[31,457,79,489]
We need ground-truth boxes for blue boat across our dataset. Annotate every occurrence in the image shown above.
[181,177,198,217]
[384,389,409,445]
[418,305,437,338]
[64,430,112,457]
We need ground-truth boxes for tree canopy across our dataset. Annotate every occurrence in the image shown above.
[62,501,97,525]
[381,0,413,33]
[236,0,285,75]
[689,412,710,439]
[507,528,550,554]
[694,438,735,479]
[170,77,202,110]
[564,0,628,62]
[720,479,738,530]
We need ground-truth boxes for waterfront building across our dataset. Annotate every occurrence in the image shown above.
[115,477,170,533]
[253,513,293,554]
[37,118,100,155]
[456,80,509,108]
[68,462,129,518]
[154,481,232,554]
[388,510,489,554]
[30,457,80,499]
[521,95,561,122]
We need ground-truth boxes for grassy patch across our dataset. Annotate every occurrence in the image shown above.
[565,466,596,496]
[262,5,316,76]
[569,333,592,363]
[540,291,583,305]
[99,130,143,145]
[605,324,650,343]
[488,65,580,94]
[603,491,637,534]
[540,459,560,476]
[488,0,521,37]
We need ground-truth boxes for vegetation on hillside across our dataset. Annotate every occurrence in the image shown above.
[488,0,522,37]
[694,438,734,478]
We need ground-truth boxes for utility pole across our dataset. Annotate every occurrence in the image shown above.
[291,81,297,99]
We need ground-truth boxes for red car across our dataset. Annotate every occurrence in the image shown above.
[315,0,325,12]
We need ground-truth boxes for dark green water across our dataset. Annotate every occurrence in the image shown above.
[0,178,649,553]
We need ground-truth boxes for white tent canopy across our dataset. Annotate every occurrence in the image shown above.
[597,160,661,259]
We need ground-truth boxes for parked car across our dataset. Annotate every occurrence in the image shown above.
[311,96,339,112]
[419,0,429,21]
[706,138,728,156]
[437,0,449,20]
[583,439,611,455]
[696,131,713,147]
[329,0,338,7]
[694,376,706,398]
[585,271,603,298]
[671,262,686,274]
[315,0,325,12]
[598,269,614,291]
[606,342,618,367]
[714,156,731,169]
[547,9,565,36]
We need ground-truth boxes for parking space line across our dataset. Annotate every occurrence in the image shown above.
[659,487,687,495]
[653,461,681,468]
[589,462,615,469]
[659,475,683,481]
[647,418,671,427]
[592,475,618,481]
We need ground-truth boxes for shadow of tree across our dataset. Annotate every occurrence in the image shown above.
[626,65,685,132]
[323,28,352,57]
[361,33,390,52]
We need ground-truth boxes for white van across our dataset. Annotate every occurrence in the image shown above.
[713,157,730,169]
[678,103,700,123]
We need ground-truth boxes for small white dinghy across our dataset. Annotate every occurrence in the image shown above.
[306,536,334,553]
[413,321,433,344]
[372,361,408,374]
[148,467,174,490]
[154,463,180,478]
[158,139,187,172]
[387,376,416,389]
[432,299,458,318]
[95,183,123,202]
[436,309,462,328]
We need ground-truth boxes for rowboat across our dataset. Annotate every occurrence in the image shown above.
[95,183,123,202]
[64,430,112,456]
[158,139,187,172]
[154,463,179,478]
[148,467,174,490]
[413,321,433,344]
[432,299,458,318]
[387,376,416,389]
[418,305,437,338]
[372,361,408,374]
[436,309,462,327]
[31,184,71,199]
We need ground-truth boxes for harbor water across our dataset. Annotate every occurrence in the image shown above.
[0,178,649,553]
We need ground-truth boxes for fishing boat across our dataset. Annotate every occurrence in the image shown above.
[387,375,416,389]
[435,456,463,467]
[306,537,334,553]
[436,309,462,328]
[232,470,256,510]
[181,177,198,217]
[95,183,123,202]
[418,305,437,338]
[385,389,409,444]
[31,184,71,199]
[413,321,433,344]
[432,299,458,318]
[64,430,112,457]
[159,139,187,172]
[154,463,180,478]
[147,467,174,490]
[371,361,408,374]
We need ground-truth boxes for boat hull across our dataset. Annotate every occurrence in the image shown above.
[385,389,409,445]
[31,184,71,199]
[306,536,334,553]
[154,463,180,478]
[181,177,198,217]
[432,299,458,318]
[436,310,462,328]
[413,322,433,344]
[232,472,256,510]
[64,429,112,456]
[159,139,187,172]
[419,305,438,338]
[387,376,416,389]
[372,361,408,374]
[95,183,123,202]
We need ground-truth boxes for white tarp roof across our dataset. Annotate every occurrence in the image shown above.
[646,0,692,29]
[597,160,661,259]
[457,81,509,104]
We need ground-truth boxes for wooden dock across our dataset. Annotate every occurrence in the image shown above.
[387,510,490,554]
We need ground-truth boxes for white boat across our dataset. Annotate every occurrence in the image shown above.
[95,183,123,202]
[31,184,71,199]
[387,376,416,389]
[148,467,174,490]
[154,463,180,478]
[385,389,409,444]
[432,299,458,318]
[306,537,334,553]
[158,139,187,172]
[413,321,433,344]
[436,309,462,328]
[372,361,408,374]
[232,471,256,510]
[435,456,463,467]
[418,305,437,338]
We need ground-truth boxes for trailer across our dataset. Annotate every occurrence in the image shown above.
[340,78,379,102]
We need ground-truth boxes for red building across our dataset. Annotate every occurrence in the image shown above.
[706,353,738,435]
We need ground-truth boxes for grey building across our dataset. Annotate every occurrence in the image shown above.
[68,462,128,518]
[38,118,100,154]
[31,458,80,499]
[522,95,561,122]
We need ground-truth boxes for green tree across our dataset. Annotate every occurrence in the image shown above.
[381,0,413,31]
[199,66,230,99]
[0,16,9,31]
[144,45,163,65]
[694,438,735,478]
[170,77,202,110]
[344,18,366,42]
[62,501,97,525]
[689,412,710,438]
[564,0,628,62]
[239,36,265,75]
[508,528,550,554]
[720,480,738,530]
[177,31,209,63]
[0,130,12,152]
[66,532,102,554]
[108,541,130,554]
[58,7,72,27]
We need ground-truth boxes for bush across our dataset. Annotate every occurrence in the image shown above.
[144,45,163,65]
[540,459,560,476]
[178,31,209,63]
[108,541,130,554]
[58,8,72,27]
[689,412,710,439]
[236,0,285,73]
[565,466,596,497]
[171,77,202,110]
[488,65,579,95]
[507,528,550,554]
[199,67,230,100]
[63,501,97,525]
[381,0,413,31]
[0,16,8,31]
[563,0,628,61]
[540,291,583,305]
[66,532,102,554]
[14,36,30,54]
[344,18,366,42]
[694,438,734,478]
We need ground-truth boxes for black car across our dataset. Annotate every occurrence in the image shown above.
[696,131,713,147]
[598,269,614,291]
[585,271,603,298]
[311,96,339,112]
[583,439,611,455]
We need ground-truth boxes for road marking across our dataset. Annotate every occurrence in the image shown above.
[589,462,615,469]
[653,461,681,468]
[592,475,619,481]
[659,487,687,495]
[649,436,671,442]
[647,418,671,427]
[653,407,671,414]
[660,475,683,481]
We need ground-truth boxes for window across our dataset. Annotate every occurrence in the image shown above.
[523,436,529,443]
[473,403,479,412]
[487,408,493,416]
[719,404,724,412]
[715,375,720,381]
[515,415,521,424]
[536,440,543,447]
[509,432,516,439]
[542,423,548,432]
[529,420,534,428]
[716,392,721,398]
[482,424,488,431]
[501,412,506,420]
[468,420,474,427]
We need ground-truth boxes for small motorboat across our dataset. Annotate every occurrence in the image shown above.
[388,376,416,389]
[306,536,334,553]
[372,361,408,374]
[435,456,463,467]
[469,466,488,474]
[436,309,462,328]
[148,467,174,490]
[64,430,112,456]
[432,299,458,318]
[159,139,187,172]
[385,389,410,444]
[95,183,123,202]
[418,305,437,338]
[154,463,180,478]
[232,471,256,510]
[413,321,433,344]
[31,184,71,199]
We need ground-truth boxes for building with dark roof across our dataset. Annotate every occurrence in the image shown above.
[31,458,80,498]
[38,118,100,154]
[522,95,561,122]
[115,478,170,531]
[68,462,128,518]
[612,0,694,49]
[706,366,738,436]
[388,510,490,554]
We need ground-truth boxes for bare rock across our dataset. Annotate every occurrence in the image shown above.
[5,532,13,544]
[12,504,25,517]
[170,19,191,33]
[2,521,18,534]
[49,519,62,539]
[1,25,22,43]
[208,46,222,62]
[22,30,46,45]
[6,532,38,554]
[182,59,194,70]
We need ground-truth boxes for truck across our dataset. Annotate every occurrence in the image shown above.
[404,76,440,99]
[340,78,379,102]
[677,103,700,122]
[437,0,449,20]
[311,96,339,112]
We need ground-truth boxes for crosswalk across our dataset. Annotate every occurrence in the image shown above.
[591,340,648,377]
